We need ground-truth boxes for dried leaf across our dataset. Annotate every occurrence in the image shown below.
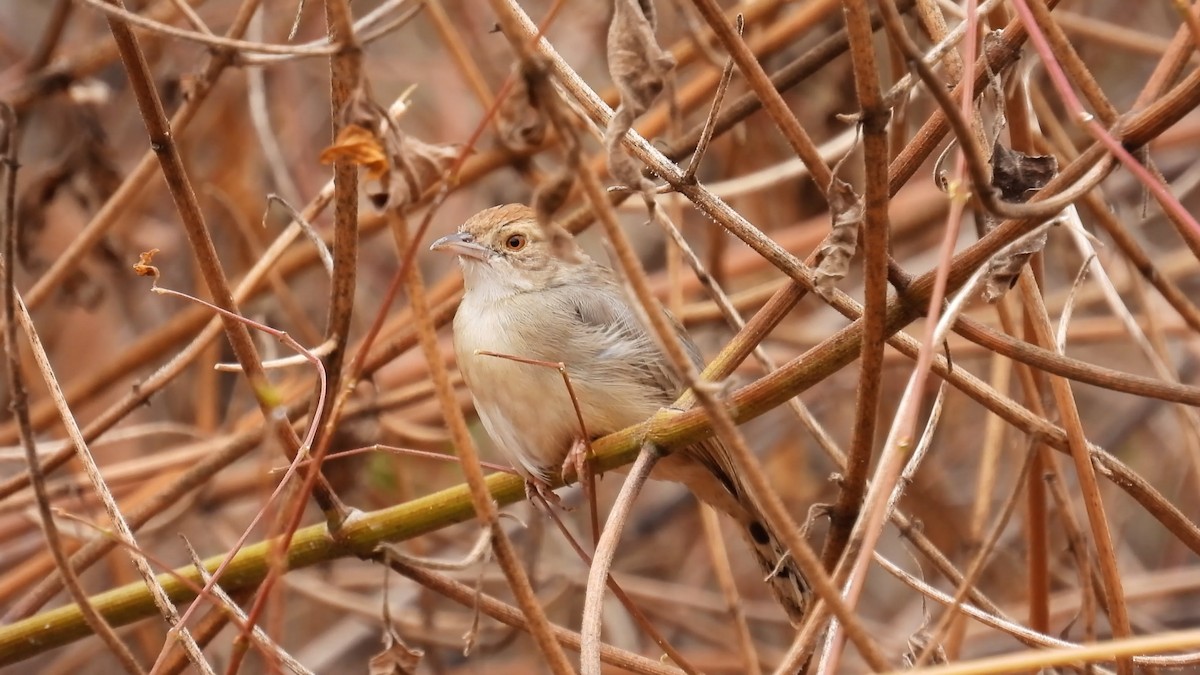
[368,628,423,675]
[533,168,574,228]
[813,177,864,299]
[982,226,1048,301]
[982,142,1059,301]
[900,627,948,668]
[990,142,1057,203]
[371,133,459,210]
[324,88,461,210]
[604,0,674,211]
[133,249,161,279]
[496,61,547,152]
[320,124,389,180]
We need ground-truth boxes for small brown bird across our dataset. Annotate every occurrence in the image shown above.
[430,204,811,623]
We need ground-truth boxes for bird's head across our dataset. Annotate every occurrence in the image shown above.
[430,204,588,293]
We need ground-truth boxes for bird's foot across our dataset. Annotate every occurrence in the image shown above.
[561,437,593,486]
[560,437,596,509]
[525,477,562,509]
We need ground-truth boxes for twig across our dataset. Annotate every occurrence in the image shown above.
[907,439,1038,668]
[139,282,329,671]
[875,554,1200,669]
[681,14,739,183]
[385,557,682,675]
[1014,267,1134,674]
[0,104,147,675]
[689,0,834,192]
[579,444,661,675]
[698,504,762,675]
[531,477,702,674]
[1010,0,1200,242]
[247,9,303,206]
[813,226,1050,675]
[817,0,893,589]
[178,537,312,675]
[79,0,342,56]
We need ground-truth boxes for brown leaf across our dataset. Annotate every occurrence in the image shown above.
[368,628,423,675]
[982,226,1048,301]
[533,168,574,228]
[813,177,864,299]
[132,248,161,279]
[900,627,948,668]
[607,0,673,113]
[982,142,1059,301]
[496,61,547,152]
[370,132,459,210]
[324,87,462,210]
[320,124,389,181]
[604,0,674,210]
[990,142,1057,203]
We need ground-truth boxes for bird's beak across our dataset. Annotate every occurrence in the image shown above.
[429,232,491,262]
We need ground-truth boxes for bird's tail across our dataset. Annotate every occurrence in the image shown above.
[736,503,812,626]
[657,441,812,625]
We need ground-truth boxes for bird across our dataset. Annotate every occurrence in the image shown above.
[430,203,811,624]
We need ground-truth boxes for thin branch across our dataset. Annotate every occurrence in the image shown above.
[580,445,661,675]
[0,104,147,675]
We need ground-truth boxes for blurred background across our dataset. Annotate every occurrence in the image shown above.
[1,0,1199,672]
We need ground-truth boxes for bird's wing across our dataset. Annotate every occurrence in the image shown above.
[563,281,704,398]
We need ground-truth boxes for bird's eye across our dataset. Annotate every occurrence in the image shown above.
[504,234,527,251]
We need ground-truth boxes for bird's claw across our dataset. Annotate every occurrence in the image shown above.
[561,437,592,485]
[525,478,562,508]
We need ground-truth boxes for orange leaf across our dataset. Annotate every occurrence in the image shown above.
[133,248,161,278]
[319,124,388,180]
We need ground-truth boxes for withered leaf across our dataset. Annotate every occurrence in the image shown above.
[370,133,459,210]
[323,87,461,210]
[982,142,1059,301]
[368,628,423,675]
[319,124,389,180]
[990,142,1057,203]
[813,177,864,299]
[607,0,673,113]
[604,0,675,210]
[900,627,948,668]
[132,249,161,279]
[533,168,574,228]
[496,61,547,152]
[982,226,1048,301]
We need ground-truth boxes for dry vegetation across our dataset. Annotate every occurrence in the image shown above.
[1,0,1200,672]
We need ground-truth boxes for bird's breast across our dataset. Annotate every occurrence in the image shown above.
[452,292,667,474]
